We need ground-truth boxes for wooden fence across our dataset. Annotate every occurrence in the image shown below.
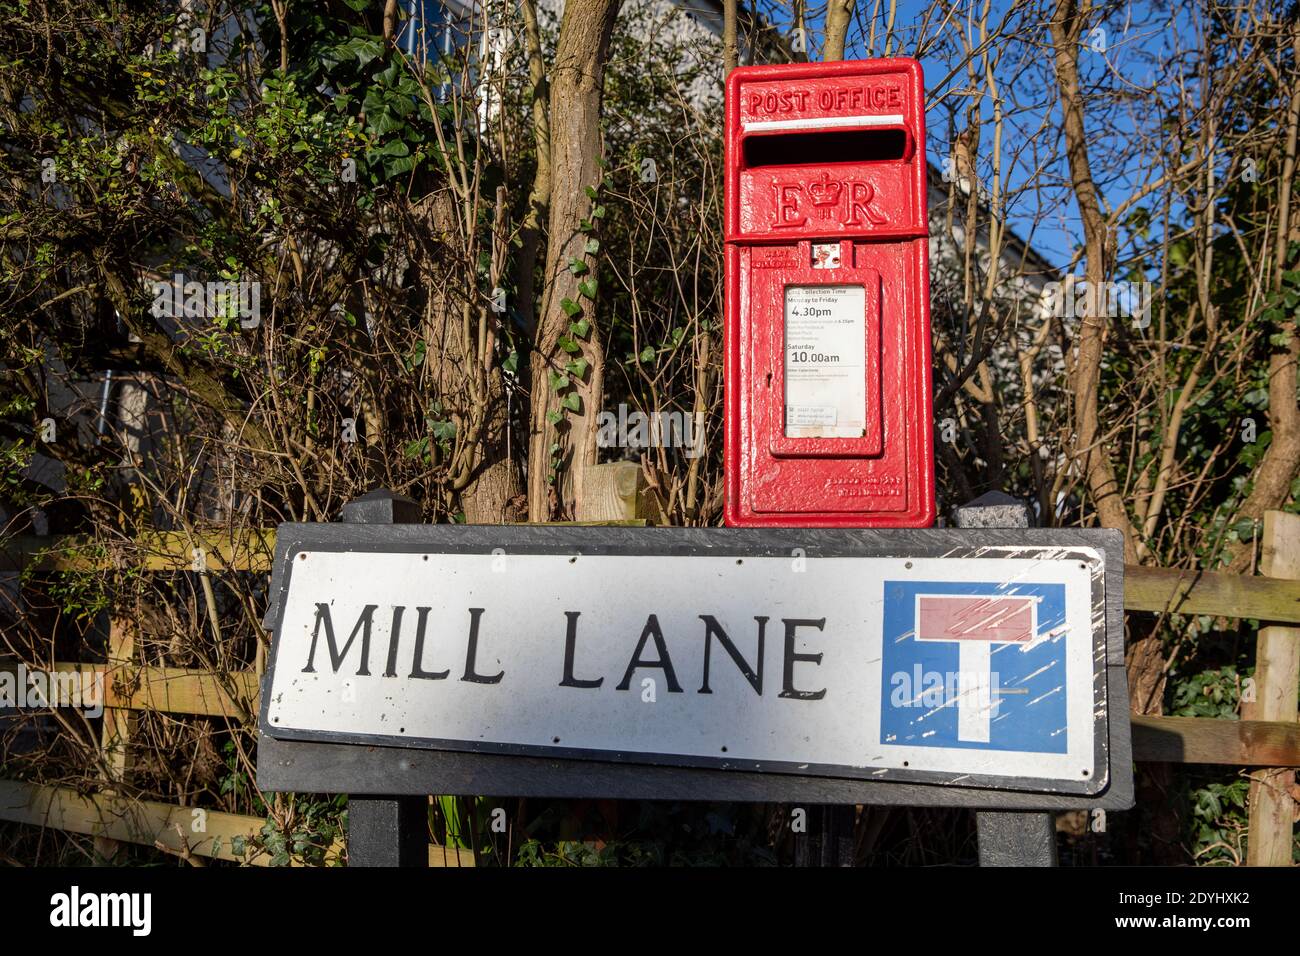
[1,477,1296,865]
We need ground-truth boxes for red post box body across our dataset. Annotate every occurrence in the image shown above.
[724,59,935,528]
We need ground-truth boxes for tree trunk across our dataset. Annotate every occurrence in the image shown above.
[526,0,622,521]
[415,190,522,524]
[1226,19,1300,573]
[461,371,524,524]
[824,0,854,61]
[723,0,738,74]
[515,0,551,340]
[1048,0,1140,566]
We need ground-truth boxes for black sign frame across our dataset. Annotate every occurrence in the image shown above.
[257,525,1133,812]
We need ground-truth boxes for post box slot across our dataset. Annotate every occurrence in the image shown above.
[742,128,910,169]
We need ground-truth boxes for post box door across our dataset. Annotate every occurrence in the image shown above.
[749,240,883,461]
[745,239,919,516]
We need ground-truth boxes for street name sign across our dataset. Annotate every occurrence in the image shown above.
[258,526,1131,805]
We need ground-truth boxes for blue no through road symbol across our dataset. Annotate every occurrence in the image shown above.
[880,580,1069,753]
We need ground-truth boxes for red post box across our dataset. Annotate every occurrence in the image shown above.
[723,58,935,528]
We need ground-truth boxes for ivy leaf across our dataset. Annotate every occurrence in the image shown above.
[559,336,581,354]
[376,139,410,157]
[565,358,589,377]
[562,392,581,412]
[584,238,600,254]
[350,37,385,66]
[569,318,591,338]
[503,350,518,374]
[546,409,562,425]
[578,278,597,299]
[549,370,569,392]
[384,155,417,177]
[584,185,598,199]
[387,91,417,118]
[403,436,430,460]
[568,258,589,276]
[560,297,582,318]
[639,346,656,364]
[592,204,607,219]
[370,109,404,136]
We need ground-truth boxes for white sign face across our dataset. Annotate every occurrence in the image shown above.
[783,284,866,439]
[263,547,1105,792]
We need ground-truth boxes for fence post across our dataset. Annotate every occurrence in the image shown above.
[793,803,856,867]
[957,491,1060,867]
[94,614,137,863]
[576,460,647,522]
[1246,510,1300,866]
[341,489,429,867]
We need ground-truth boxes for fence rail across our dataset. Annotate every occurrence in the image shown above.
[0,779,473,867]
[7,531,1300,623]
[4,660,1297,767]
[2,500,1297,864]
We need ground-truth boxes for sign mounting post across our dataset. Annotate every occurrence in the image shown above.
[335,489,428,868]
[955,491,1063,867]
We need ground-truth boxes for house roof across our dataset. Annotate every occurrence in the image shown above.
[926,164,1060,281]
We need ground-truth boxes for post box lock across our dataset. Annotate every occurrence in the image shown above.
[724,59,936,527]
